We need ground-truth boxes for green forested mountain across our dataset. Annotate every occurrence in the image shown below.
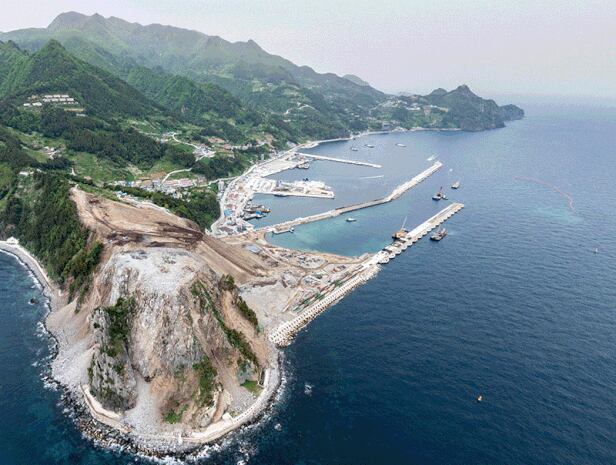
[0,40,160,118]
[343,74,371,87]
[0,12,385,135]
[124,66,268,140]
[1,12,524,137]
[423,85,518,131]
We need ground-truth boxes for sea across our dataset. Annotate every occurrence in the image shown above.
[2,98,616,464]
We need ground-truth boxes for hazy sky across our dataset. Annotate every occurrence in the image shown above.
[2,0,615,97]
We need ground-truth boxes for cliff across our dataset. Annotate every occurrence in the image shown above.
[49,187,272,441]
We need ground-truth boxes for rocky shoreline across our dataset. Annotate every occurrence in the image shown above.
[0,241,286,459]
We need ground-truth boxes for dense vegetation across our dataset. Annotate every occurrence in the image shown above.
[0,13,385,139]
[2,16,524,142]
[0,172,102,287]
[191,154,251,180]
[38,107,191,169]
[101,297,135,358]
[0,40,160,118]
[126,66,265,142]
[193,356,218,407]
[237,296,258,328]
[423,85,523,131]
[117,186,220,230]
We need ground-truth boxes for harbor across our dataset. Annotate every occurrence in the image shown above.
[260,161,443,233]
[268,202,464,347]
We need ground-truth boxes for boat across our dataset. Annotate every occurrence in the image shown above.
[346,217,357,223]
[350,146,359,152]
[304,383,313,395]
[392,216,408,240]
[395,143,407,147]
[594,248,599,254]
[365,143,375,148]
[477,395,483,403]
[427,154,437,161]
[430,227,447,241]
[451,181,461,189]
[432,187,447,201]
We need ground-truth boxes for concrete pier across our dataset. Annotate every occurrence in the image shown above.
[372,202,465,265]
[262,161,443,233]
[296,152,382,168]
[269,201,465,346]
[269,264,380,346]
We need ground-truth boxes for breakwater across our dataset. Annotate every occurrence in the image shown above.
[261,161,443,233]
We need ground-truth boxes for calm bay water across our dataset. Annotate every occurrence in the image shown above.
[2,100,616,464]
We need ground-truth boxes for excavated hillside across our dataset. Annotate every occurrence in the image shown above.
[49,188,272,437]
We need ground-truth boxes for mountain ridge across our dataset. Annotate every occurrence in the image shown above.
[0,39,161,118]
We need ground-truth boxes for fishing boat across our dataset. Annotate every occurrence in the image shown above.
[451,181,461,189]
[432,187,447,201]
[430,227,447,241]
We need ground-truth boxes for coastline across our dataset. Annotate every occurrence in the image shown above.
[0,126,463,457]
[0,241,63,308]
[0,239,286,457]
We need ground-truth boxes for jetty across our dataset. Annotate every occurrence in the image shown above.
[373,202,465,265]
[296,152,382,168]
[269,201,464,347]
[262,161,442,233]
[269,264,380,346]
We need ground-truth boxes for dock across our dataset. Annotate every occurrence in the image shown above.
[262,161,442,233]
[296,152,382,168]
[373,202,465,265]
[269,264,380,346]
[269,202,465,347]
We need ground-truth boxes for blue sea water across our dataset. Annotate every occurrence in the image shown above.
[2,100,616,464]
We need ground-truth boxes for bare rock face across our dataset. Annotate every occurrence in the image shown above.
[87,247,264,426]
[89,299,138,411]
